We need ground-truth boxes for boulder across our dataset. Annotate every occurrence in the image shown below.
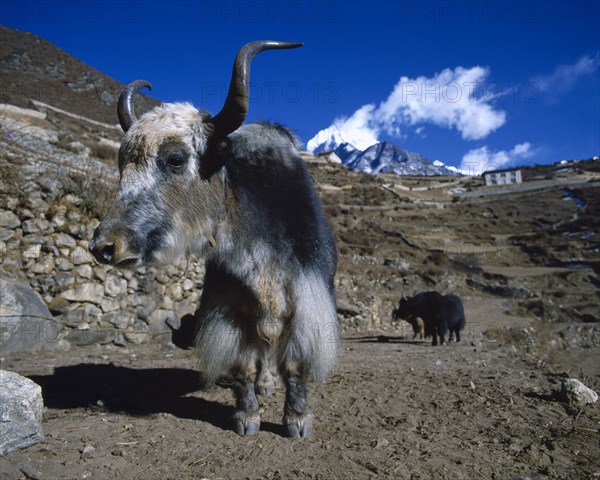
[560,378,599,413]
[0,370,44,456]
[0,272,63,353]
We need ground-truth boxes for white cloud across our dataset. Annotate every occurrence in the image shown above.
[331,104,381,150]
[378,66,506,140]
[307,65,507,151]
[460,142,534,176]
[532,53,600,95]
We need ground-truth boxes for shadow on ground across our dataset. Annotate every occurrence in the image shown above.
[29,364,284,435]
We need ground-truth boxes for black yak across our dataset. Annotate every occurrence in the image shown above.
[392,292,465,346]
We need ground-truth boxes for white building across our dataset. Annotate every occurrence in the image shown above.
[483,168,523,186]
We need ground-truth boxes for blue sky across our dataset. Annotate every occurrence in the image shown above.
[2,0,599,173]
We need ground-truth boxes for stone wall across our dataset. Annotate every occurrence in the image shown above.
[1,113,206,352]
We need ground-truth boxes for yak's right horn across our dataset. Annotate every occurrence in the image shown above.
[117,80,152,132]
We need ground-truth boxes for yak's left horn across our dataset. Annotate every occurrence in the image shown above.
[208,40,303,140]
[118,80,152,132]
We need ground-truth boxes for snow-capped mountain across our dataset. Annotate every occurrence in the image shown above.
[306,125,349,155]
[344,141,455,175]
[307,129,458,176]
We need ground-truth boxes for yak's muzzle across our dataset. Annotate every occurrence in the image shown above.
[89,228,139,266]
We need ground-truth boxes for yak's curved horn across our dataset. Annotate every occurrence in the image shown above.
[209,40,303,139]
[118,80,152,132]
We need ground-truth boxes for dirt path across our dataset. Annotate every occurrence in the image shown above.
[1,333,598,480]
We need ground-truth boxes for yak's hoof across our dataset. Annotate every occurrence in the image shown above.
[233,412,261,436]
[283,413,313,438]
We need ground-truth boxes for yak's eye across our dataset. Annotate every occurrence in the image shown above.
[166,153,186,171]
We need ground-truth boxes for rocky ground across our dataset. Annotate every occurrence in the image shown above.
[1,25,599,480]
[1,337,598,480]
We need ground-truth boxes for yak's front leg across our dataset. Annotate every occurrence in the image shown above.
[283,374,313,438]
[232,365,261,435]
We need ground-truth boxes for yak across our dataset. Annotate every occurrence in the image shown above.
[392,291,465,346]
[89,41,338,438]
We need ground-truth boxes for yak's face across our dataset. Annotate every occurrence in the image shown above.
[89,103,222,267]
[391,297,413,323]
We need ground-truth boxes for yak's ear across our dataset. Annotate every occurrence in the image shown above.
[199,134,228,180]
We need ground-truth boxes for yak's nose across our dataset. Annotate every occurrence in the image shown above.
[89,230,138,266]
[89,237,115,264]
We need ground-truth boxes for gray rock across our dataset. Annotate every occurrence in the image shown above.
[22,218,51,235]
[76,264,94,279]
[560,378,599,413]
[51,213,67,229]
[60,283,104,303]
[128,276,139,291]
[68,325,113,346]
[161,295,174,310]
[0,210,21,229]
[125,293,142,307]
[22,234,48,246]
[53,273,76,291]
[66,210,82,222]
[165,313,181,331]
[155,271,170,285]
[149,309,180,345]
[100,297,120,313]
[63,194,83,206]
[53,233,77,249]
[124,321,150,344]
[0,272,63,354]
[55,257,74,271]
[104,311,134,330]
[0,227,17,242]
[66,223,84,237]
[71,246,92,265]
[20,208,34,220]
[28,256,55,275]
[94,266,108,281]
[167,284,184,301]
[0,370,44,456]
[59,303,102,328]
[175,298,197,318]
[136,305,148,321]
[47,296,70,315]
[104,274,126,297]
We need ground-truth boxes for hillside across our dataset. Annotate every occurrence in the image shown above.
[1,27,599,480]
[0,25,159,125]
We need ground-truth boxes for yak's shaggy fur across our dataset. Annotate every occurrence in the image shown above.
[91,102,338,437]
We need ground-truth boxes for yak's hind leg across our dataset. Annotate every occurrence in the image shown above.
[232,360,261,435]
[279,273,339,438]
